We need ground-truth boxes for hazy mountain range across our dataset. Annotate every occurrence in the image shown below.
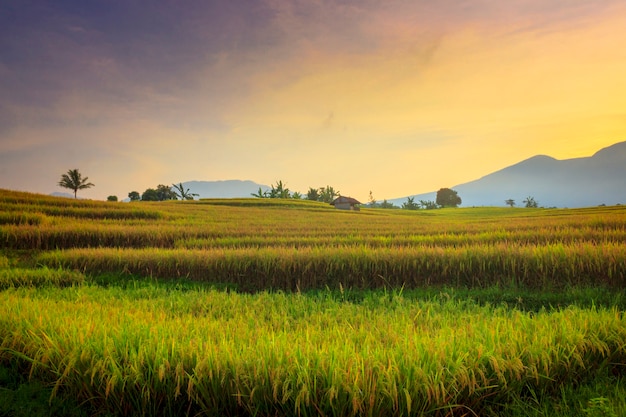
[50,141,626,208]
[181,142,625,208]
[180,180,270,199]
[388,141,626,208]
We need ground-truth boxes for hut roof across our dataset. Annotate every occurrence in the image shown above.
[330,196,362,206]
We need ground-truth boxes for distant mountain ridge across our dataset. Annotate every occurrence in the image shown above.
[182,180,270,199]
[389,141,626,208]
[49,143,624,207]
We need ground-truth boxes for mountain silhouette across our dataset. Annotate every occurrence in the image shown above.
[180,180,270,199]
[391,141,626,208]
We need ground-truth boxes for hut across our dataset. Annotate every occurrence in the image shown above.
[330,196,361,211]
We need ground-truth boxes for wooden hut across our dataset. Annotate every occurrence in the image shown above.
[330,196,361,211]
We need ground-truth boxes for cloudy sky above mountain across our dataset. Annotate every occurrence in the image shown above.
[1,0,626,200]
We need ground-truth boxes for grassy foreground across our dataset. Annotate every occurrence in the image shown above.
[1,281,625,417]
[1,189,625,416]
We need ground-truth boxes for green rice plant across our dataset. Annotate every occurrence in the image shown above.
[0,268,85,290]
[0,286,625,416]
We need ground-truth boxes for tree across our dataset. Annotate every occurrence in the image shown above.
[251,187,268,198]
[128,191,141,202]
[523,196,538,208]
[268,180,290,199]
[319,185,339,203]
[172,183,199,200]
[58,169,94,199]
[141,188,159,201]
[436,188,462,208]
[107,195,118,202]
[419,200,438,210]
[291,191,302,199]
[505,199,516,207]
[402,196,419,210]
[368,191,377,207]
[379,199,397,209]
[141,186,177,201]
[156,184,178,201]
[306,187,320,201]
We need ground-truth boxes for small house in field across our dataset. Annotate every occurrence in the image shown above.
[330,196,361,211]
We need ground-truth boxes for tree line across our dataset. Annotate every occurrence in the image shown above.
[505,197,539,208]
[57,169,540,208]
[367,188,462,210]
[250,182,465,210]
[56,169,198,202]
[251,181,342,203]
[126,183,198,202]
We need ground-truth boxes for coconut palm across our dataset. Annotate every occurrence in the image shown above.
[58,169,94,199]
[523,196,538,208]
[306,187,320,201]
[172,183,199,200]
[269,180,290,198]
[319,185,339,203]
[251,187,268,198]
[402,196,419,210]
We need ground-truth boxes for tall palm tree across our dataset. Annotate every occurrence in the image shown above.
[58,169,94,198]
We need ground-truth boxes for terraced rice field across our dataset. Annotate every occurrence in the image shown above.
[1,189,625,416]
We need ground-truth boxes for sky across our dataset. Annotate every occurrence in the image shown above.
[1,0,626,201]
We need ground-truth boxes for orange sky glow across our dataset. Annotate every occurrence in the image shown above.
[1,1,625,201]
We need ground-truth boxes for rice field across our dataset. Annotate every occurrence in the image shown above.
[1,189,625,416]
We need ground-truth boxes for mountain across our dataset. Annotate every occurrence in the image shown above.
[181,180,270,199]
[390,141,626,208]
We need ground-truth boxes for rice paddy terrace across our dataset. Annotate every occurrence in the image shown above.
[1,189,625,416]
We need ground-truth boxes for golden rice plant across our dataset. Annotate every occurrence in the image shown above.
[36,241,626,291]
[0,211,44,226]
